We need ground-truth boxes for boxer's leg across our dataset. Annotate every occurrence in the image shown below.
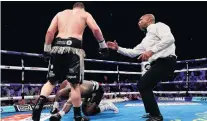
[40,81,56,97]
[97,87,119,114]
[32,54,62,121]
[70,83,83,118]
[82,100,119,116]
[65,52,89,121]
[82,87,118,116]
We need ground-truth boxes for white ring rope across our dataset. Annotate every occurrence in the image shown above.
[1,91,207,101]
[1,50,141,66]
[2,50,207,64]
[1,65,207,74]
[0,65,141,74]
[1,80,207,87]
[1,50,207,102]
[160,80,207,84]
[174,68,207,72]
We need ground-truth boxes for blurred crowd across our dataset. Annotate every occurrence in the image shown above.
[1,70,207,106]
[1,86,58,106]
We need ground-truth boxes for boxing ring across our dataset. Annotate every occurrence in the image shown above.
[1,50,207,121]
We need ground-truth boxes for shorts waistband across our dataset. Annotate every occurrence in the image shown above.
[53,37,82,49]
[150,55,176,66]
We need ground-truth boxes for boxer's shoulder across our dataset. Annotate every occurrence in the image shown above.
[62,9,72,12]
[57,9,72,16]
[156,22,170,28]
[85,12,93,18]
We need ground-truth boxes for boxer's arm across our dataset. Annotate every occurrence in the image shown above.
[86,12,108,57]
[86,12,104,42]
[45,14,58,45]
[51,85,71,114]
[55,87,71,102]
[150,23,175,54]
[61,98,72,114]
[59,80,70,90]
[117,43,145,58]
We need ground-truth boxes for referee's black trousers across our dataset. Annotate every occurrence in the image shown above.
[138,56,176,116]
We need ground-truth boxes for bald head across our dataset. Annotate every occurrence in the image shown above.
[142,14,155,23]
[138,14,155,31]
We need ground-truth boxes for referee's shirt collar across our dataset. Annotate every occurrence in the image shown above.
[146,23,156,33]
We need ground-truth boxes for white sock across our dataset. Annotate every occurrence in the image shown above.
[53,101,59,109]
[99,105,105,112]
[59,110,65,117]
[99,104,108,112]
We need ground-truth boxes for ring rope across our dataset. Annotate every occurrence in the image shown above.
[2,50,207,64]
[1,91,207,101]
[1,50,207,101]
[0,65,142,74]
[1,80,207,87]
[1,50,141,65]
[1,65,207,73]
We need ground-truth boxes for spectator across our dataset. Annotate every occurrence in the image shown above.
[3,87,10,97]
[189,72,197,82]
[28,86,35,95]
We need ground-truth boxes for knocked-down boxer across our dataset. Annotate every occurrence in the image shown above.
[49,80,119,121]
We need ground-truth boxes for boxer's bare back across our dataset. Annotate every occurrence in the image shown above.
[49,9,97,41]
[57,9,86,40]
[46,6,104,46]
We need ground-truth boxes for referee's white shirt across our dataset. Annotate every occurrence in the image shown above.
[117,22,176,63]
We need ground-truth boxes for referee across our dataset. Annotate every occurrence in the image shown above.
[107,14,177,121]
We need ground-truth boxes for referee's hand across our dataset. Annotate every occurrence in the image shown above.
[138,50,154,61]
[106,40,119,51]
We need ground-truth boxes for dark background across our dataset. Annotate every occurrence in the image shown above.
[1,1,207,83]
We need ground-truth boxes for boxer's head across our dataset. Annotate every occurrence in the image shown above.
[73,2,85,10]
[138,14,155,31]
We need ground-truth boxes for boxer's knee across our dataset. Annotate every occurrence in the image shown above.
[69,84,80,102]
